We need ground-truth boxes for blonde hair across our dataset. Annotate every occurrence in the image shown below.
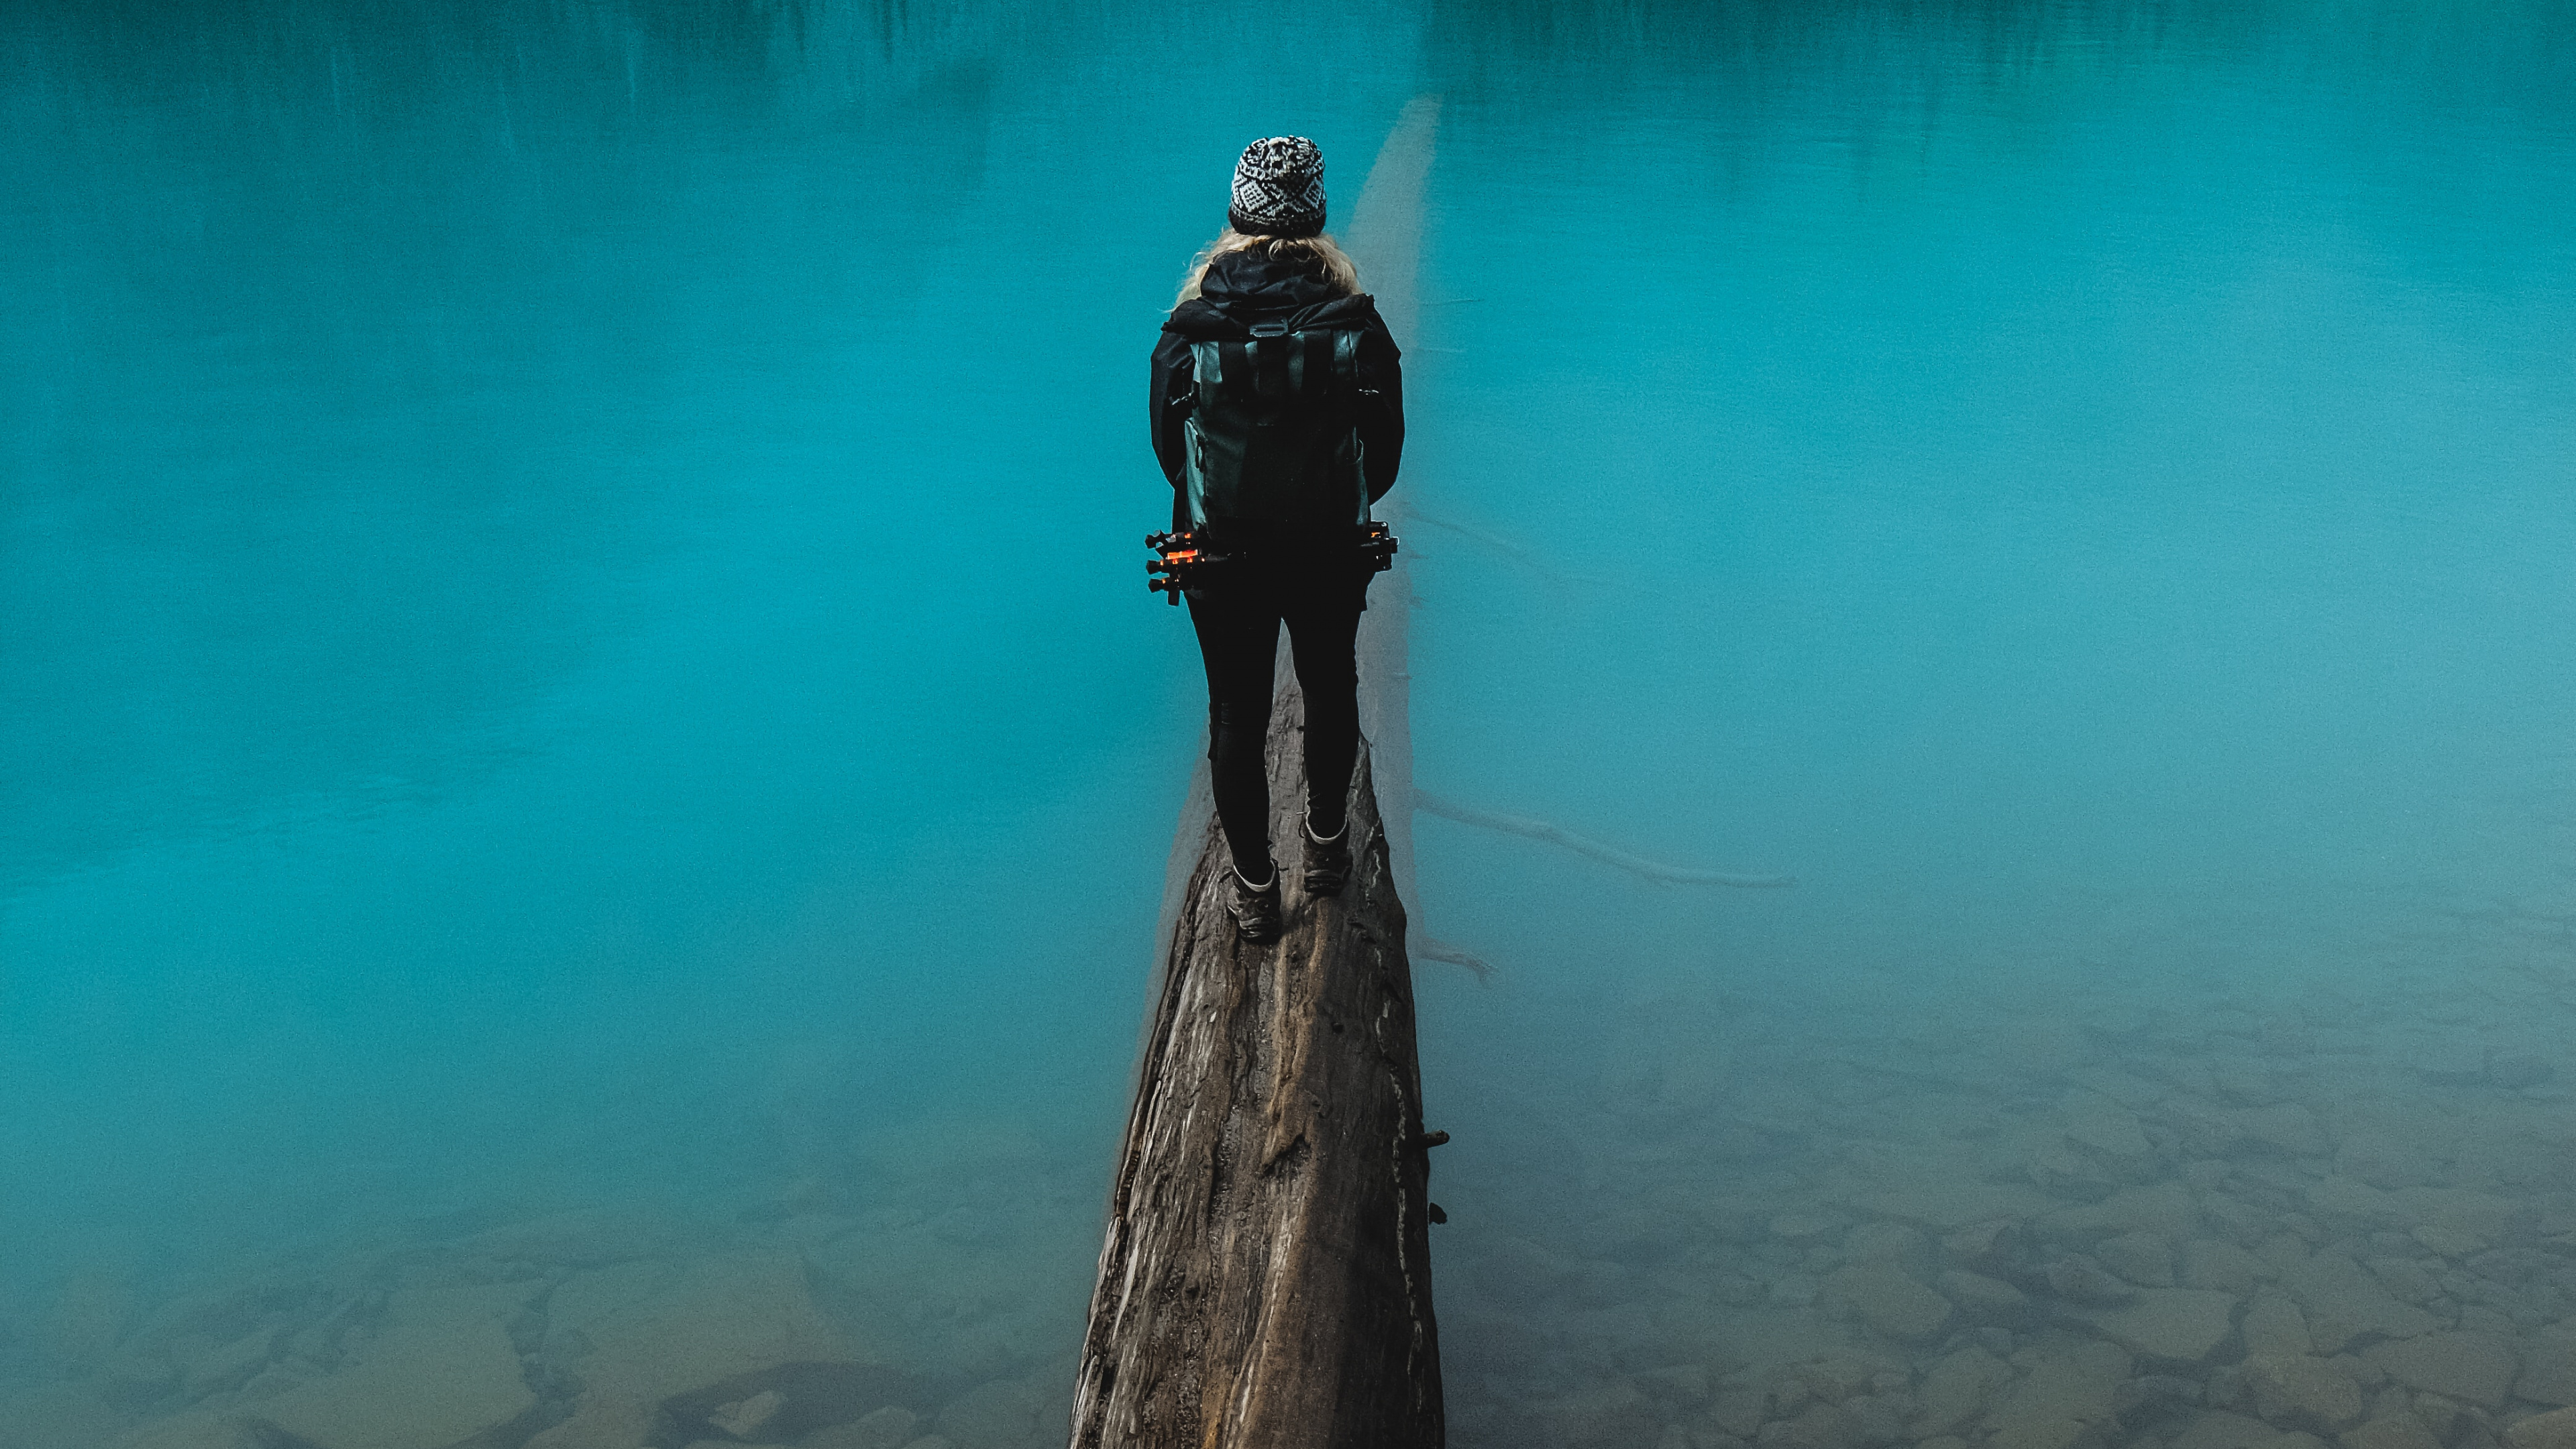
[1176,229,1360,305]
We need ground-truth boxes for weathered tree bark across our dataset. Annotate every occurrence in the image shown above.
[1068,703,1444,1449]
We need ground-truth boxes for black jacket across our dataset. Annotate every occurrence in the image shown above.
[1150,250,1405,532]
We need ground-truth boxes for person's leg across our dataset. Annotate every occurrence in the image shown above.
[1281,572,1369,839]
[1185,582,1283,883]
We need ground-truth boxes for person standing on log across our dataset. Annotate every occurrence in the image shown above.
[1151,136,1405,943]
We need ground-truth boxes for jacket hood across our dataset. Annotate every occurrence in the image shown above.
[1199,250,1340,312]
[1163,250,1381,340]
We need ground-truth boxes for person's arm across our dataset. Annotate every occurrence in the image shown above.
[1150,332,1195,489]
[1356,321,1405,503]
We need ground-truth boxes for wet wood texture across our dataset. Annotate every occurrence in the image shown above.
[1068,710,1444,1449]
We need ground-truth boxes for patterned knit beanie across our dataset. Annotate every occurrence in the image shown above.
[1228,136,1327,239]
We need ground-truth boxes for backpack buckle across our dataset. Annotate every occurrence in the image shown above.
[1247,320,1290,338]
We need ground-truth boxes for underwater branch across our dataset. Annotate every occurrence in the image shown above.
[1413,788,1795,888]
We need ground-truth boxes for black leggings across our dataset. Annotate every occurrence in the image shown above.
[1186,565,1371,880]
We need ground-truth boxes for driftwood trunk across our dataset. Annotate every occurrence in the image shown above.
[1068,700,1444,1449]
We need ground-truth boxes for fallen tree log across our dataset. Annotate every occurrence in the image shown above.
[1067,722,1444,1449]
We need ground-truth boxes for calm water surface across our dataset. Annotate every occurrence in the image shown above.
[5,1,2573,1440]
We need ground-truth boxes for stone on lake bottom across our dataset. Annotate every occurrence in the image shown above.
[1827,1260,1953,1344]
[707,1387,788,1439]
[248,1283,543,1449]
[2184,1239,2275,1295]
[2045,1254,2138,1307]
[2095,1232,2177,1288]
[181,1327,280,1402]
[2242,1291,2316,1360]
[1981,1340,2130,1449]
[2174,1411,2298,1449]
[2412,1224,2486,1260]
[2080,1289,2241,1368]
[2229,1104,2330,1159]
[2059,1089,2155,1163]
[1938,1269,2032,1321]
[2365,1258,2443,1305]
[105,1413,260,1449]
[804,1407,925,1449]
[933,1377,1053,1449]
[2506,1409,2576,1449]
[1771,1213,1842,1244]
[2279,1254,2437,1353]
[2489,1051,2556,1089]
[2303,1177,2398,1227]
[1913,1346,2015,1436]
[2366,1333,2520,1409]
[2519,1333,2576,1407]
[2113,1376,2204,1415]
[1540,1378,1661,1448]
[2243,1356,2365,1433]
[2043,1185,2204,1245]
[2339,1417,2442,1449]
[1856,1179,2053,1232]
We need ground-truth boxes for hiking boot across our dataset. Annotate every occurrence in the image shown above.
[1227,865,1282,943]
[1302,814,1352,898]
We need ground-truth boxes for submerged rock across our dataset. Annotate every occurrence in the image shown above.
[180,1326,280,1403]
[2365,1332,2520,1409]
[2340,1416,2443,1449]
[932,1377,1054,1449]
[2045,1254,2138,1307]
[2095,1232,2177,1288]
[1827,1260,1953,1344]
[1538,1377,1660,1448]
[2303,1177,2399,1228]
[2059,1090,2155,1169]
[1979,1338,2131,1449]
[2505,1408,2576,1449]
[2279,1254,2438,1353]
[2172,1410,2298,1449]
[246,1283,543,1449]
[804,1406,923,1449]
[107,1411,256,1449]
[1938,1269,2033,1322]
[2518,1331,2576,1407]
[706,1387,788,1440]
[2184,1238,2276,1295]
[2487,1051,2557,1090]
[527,1252,904,1449]
[1,1380,133,1449]
[2029,1147,2121,1203]
[2242,1291,2316,1360]
[2230,1105,2331,1160]
[2242,1355,2365,1433]
[1913,1346,2015,1436]
[2079,1289,2239,1368]
[2043,1184,2206,1244]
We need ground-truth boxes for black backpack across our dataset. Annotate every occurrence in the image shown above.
[1176,319,1373,551]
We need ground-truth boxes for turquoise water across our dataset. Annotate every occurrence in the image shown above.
[5,3,2575,1446]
